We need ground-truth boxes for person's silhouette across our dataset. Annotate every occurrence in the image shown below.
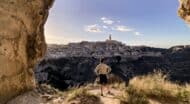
[95,58,112,96]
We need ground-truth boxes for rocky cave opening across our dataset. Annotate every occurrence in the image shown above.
[0,0,190,103]
[35,1,189,90]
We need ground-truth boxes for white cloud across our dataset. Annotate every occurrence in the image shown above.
[114,25,133,32]
[84,24,102,33]
[101,17,114,25]
[134,32,143,36]
[103,20,114,25]
[101,17,107,21]
[84,17,143,36]
[103,26,108,29]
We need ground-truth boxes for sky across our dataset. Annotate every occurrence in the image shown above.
[45,0,190,48]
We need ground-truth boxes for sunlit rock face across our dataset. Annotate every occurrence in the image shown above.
[178,0,190,26]
[0,0,54,103]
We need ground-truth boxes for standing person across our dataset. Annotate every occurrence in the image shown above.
[95,58,112,96]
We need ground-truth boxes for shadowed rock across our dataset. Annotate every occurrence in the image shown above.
[35,42,190,90]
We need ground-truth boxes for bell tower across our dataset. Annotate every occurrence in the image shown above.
[109,34,112,40]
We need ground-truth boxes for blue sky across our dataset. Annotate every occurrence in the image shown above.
[45,0,190,48]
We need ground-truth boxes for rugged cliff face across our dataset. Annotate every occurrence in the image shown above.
[35,42,190,90]
[0,0,54,103]
[178,0,190,25]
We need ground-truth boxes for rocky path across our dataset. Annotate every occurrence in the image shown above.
[88,88,122,104]
[7,84,165,104]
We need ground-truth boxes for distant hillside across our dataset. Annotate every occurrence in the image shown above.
[35,40,190,90]
[46,40,165,58]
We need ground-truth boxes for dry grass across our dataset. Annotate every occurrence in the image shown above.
[66,88,102,104]
[116,86,149,104]
[37,84,66,96]
[126,89,149,104]
[111,82,126,90]
[39,72,190,104]
[128,72,190,103]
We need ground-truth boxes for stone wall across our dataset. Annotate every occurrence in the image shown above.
[0,0,54,103]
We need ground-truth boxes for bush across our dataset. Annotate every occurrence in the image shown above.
[119,86,149,104]
[128,71,190,103]
[128,86,149,104]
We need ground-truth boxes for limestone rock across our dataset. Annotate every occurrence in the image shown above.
[178,0,190,26]
[0,0,54,103]
[7,91,41,104]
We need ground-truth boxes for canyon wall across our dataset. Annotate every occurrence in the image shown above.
[35,43,190,90]
[0,0,54,103]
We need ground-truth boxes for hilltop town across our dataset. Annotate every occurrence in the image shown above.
[46,36,164,58]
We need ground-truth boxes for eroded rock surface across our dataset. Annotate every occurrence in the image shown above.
[178,0,190,25]
[0,0,54,103]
